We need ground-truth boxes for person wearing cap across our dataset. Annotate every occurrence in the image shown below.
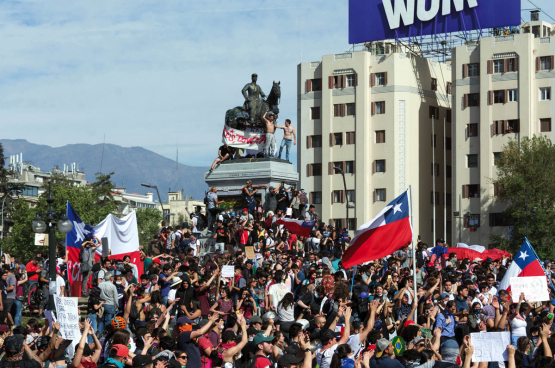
[370,338,403,368]
[102,344,130,368]
[264,183,282,215]
[176,313,220,368]
[315,307,352,368]
[252,332,276,368]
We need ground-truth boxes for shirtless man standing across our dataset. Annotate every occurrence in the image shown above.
[276,119,296,162]
[262,111,276,158]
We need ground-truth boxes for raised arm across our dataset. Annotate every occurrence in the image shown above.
[224,314,248,359]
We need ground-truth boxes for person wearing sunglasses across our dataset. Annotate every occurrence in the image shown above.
[175,351,188,368]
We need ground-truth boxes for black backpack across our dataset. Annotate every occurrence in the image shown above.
[236,354,263,368]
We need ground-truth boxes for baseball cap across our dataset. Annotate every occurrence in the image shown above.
[5,335,24,355]
[247,327,260,336]
[133,355,153,368]
[0,324,9,332]
[177,317,193,325]
[278,354,304,367]
[404,320,415,328]
[439,292,450,300]
[153,259,162,265]
[269,186,275,190]
[250,316,263,324]
[436,238,445,244]
[111,344,129,358]
[413,336,425,345]
[253,333,275,346]
[222,330,237,343]
[375,338,390,358]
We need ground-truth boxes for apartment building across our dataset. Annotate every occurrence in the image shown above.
[298,46,453,243]
[451,19,555,246]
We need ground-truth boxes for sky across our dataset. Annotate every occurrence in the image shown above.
[1,0,554,167]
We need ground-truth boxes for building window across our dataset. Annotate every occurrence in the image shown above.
[345,161,355,174]
[375,101,385,114]
[446,82,452,95]
[431,134,436,147]
[467,154,478,168]
[431,163,439,176]
[346,190,355,203]
[493,152,502,165]
[346,74,356,87]
[346,103,356,116]
[494,90,505,104]
[445,193,452,206]
[507,89,518,102]
[540,56,552,70]
[347,218,357,231]
[467,93,479,107]
[462,184,480,198]
[334,133,343,145]
[430,191,439,205]
[346,132,355,145]
[494,120,520,134]
[311,107,321,119]
[333,104,345,117]
[374,189,386,202]
[468,123,478,137]
[465,214,480,228]
[507,58,517,72]
[334,219,343,230]
[507,120,519,133]
[307,163,322,176]
[376,130,386,143]
[307,135,322,148]
[306,78,322,92]
[374,160,386,173]
[376,72,386,85]
[541,87,551,100]
[311,192,322,204]
[489,213,508,227]
[333,190,344,203]
[493,60,504,73]
[429,106,439,119]
[445,137,452,150]
[468,63,479,77]
[541,118,552,132]
[446,165,452,178]
[21,186,38,197]
[431,78,437,91]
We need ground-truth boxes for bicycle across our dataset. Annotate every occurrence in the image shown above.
[27,285,43,314]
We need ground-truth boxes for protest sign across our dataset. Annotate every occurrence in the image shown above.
[54,296,81,340]
[510,276,550,302]
[44,310,56,329]
[102,237,109,257]
[245,246,255,260]
[471,332,510,362]
[286,208,292,217]
[222,265,235,278]
[35,233,48,246]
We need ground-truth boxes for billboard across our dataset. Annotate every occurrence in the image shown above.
[349,0,521,44]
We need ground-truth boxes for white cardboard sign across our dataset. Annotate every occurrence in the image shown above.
[510,276,549,302]
[471,332,510,362]
[54,296,81,341]
[222,265,235,278]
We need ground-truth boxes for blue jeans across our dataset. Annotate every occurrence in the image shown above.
[98,304,116,336]
[162,295,168,306]
[87,314,98,343]
[13,299,22,326]
[278,139,292,161]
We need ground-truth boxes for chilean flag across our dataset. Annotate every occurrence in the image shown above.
[498,239,547,292]
[342,190,412,268]
[275,218,316,238]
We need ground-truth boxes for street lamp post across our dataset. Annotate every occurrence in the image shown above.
[141,183,166,222]
[333,166,351,251]
[1,190,22,256]
[32,183,73,311]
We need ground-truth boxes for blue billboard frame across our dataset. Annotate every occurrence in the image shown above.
[349,0,521,44]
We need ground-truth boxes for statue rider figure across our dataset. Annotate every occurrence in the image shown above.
[242,73,266,123]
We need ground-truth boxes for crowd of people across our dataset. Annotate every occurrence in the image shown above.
[0,182,554,368]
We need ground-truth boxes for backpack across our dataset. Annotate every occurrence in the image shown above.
[222,213,231,225]
[204,192,210,206]
[352,284,368,314]
[196,216,206,231]
[235,354,263,368]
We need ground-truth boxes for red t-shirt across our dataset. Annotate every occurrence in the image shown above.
[198,336,213,368]
[254,355,272,368]
[26,261,39,281]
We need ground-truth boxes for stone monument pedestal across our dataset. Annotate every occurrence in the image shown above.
[204,157,299,209]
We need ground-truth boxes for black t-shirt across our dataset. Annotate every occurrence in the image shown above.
[219,145,231,158]
[276,192,289,211]
[215,228,228,243]
[178,331,202,368]
[0,358,42,368]
[294,292,313,318]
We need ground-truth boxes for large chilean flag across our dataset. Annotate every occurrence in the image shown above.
[342,190,412,268]
[275,218,316,238]
[498,239,548,292]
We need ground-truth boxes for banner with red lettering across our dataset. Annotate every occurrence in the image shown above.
[222,124,266,149]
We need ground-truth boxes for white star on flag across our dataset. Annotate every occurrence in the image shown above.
[393,203,402,214]
[519,251,528,261]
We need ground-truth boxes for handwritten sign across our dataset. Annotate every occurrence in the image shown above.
[54,296,81,341]
[510,276,549,302]
[222,125,266,149]
[222,265,235,278]
[245,246,255,260]
[471,332,510,362]
[286,208,292,217]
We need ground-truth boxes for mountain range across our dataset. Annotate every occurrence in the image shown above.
[0,139,208,201]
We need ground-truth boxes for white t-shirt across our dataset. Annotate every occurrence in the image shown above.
[347,334,364,358]
[268,283,290,309]
[190,239,198,257]
[168,289,177,303]
[316,343,338,368]
[56,275,65,296]
[192,217,198,233]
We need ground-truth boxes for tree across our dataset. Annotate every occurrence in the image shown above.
[135,207,163,251]
[5,173,119,260]
[491,135,555,259]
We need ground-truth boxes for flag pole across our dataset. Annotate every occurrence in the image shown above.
[350,265,357,294]
[526,237,555,290]
[409,186,417,320]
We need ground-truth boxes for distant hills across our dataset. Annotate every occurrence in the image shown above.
[0,139,208,201]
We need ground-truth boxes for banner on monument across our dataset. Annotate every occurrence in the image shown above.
[510,276,550,302]
[222,125,266,149]
[54,296,81,341]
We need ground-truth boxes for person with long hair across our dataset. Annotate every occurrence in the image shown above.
[146,290,167,315]
[329,344,354,368]
[509,293,534,347]
[380,301,399,339]
[236,288,256,319]
[71,318,102,368]
[183,300,202,324]
[210,287,234,321]
[12,268,27,327]
[516,336,532,367]
[272,330,287,360]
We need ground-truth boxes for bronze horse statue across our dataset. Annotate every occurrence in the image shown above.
[226,81,281,130]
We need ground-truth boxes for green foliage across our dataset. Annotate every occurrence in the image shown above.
[135,207,162,251]
[490,135,555,259]
[4,173,119,260]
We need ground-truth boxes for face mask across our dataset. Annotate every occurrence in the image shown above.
[116,282,122,285]
[219,325,224,330]
[453,258,457,262]
[532,337,539,345]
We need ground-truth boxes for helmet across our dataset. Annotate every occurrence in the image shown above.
[262,311,277,322]
[111,316,126,330]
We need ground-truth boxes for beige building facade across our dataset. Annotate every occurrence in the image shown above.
[298,47,453,243]
[452,20,555,246]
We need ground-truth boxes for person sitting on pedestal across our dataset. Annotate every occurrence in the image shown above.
[209,144,234,172]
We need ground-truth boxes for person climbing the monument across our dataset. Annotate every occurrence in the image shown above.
[276,119,296,162]
[209,143,234,172]
[262,111,276,158]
